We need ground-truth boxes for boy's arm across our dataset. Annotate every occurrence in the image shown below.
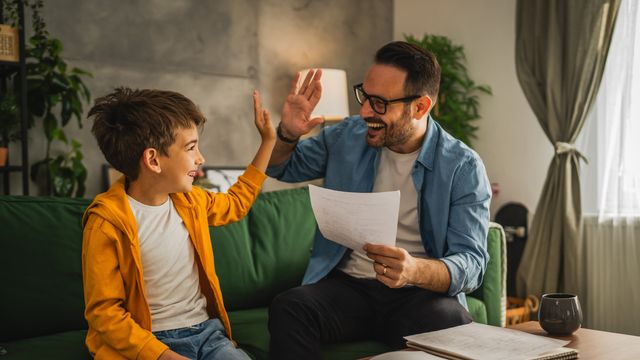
[203,91,274,226]
[82,216,168,360]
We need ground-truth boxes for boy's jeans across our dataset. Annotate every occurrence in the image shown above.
[154,319,250,360]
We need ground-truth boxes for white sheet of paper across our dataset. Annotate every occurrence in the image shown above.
[308,185,400,252]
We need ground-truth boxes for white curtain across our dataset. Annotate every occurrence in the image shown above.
[579,0,640,218]
[576,0,640,335]
[582,216,640,335]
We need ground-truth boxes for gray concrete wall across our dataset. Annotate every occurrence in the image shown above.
[6,0,392,197]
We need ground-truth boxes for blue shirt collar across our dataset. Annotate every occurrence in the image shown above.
[416,115,439,171]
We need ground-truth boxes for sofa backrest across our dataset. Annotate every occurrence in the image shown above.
[469,222,507,327]
[0,196,91,342]
[0,188,317,341]
[211,187,317,311]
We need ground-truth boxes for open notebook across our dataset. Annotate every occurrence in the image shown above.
[404,322,578,360]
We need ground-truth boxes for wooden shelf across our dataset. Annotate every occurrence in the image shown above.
[0,165,24,173]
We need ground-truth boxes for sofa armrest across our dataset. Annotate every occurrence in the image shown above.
[469,222,507,327]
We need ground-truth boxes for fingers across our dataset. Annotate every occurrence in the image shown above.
[289,72,301,96]
[373,262,404,288]
[302,69,322,100]
[308,116,325,129]
[253,90,262,125]
[308,80,322,107]
[298,70,315,96]
[262,108,273,128]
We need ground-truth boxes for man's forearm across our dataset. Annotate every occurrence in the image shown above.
[410,258,451,293]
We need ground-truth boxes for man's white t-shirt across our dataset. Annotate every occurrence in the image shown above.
[128,196,209,332]
[337,147,428,279]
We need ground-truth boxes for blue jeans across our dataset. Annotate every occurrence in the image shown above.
[154,319,250,360]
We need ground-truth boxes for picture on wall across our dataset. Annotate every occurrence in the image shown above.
[201,166,245,193]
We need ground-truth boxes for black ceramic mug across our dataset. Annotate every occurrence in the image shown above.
[538,293,583,335]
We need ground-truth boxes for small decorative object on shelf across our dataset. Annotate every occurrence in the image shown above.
[0,147,7,167]
[0,23,19,62]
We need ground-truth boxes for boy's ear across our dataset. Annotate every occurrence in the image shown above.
[141,148,162,174]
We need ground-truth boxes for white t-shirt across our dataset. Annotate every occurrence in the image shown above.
[337,147,428,279]
[128,196,209,331]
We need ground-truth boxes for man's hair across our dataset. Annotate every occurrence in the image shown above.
[89,87,206,180]
[374,41,441,99]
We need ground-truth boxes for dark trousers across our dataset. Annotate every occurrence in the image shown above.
[268,271,472,359]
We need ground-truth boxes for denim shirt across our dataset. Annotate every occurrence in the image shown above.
[267,116,491,306]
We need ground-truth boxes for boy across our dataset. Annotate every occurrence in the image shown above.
[82,87,275,360]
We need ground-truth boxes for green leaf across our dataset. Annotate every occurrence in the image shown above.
[404,33,492,148]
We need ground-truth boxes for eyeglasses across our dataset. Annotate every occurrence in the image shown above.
[353,83,422,115]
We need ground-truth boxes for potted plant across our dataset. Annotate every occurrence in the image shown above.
[405,34,492,148]
[2,0,92,196]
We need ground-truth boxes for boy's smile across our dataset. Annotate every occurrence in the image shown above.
[159,125,205,195]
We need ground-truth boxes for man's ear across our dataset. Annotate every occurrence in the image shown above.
[141,148,162,174]
[414,95,433,120]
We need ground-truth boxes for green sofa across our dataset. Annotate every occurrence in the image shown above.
[0,187,505,359]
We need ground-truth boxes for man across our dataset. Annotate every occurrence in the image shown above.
[267,41,491,358]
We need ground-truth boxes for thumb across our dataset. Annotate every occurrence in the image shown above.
[307,116,325,129]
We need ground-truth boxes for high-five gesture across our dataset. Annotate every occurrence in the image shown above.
[279,69,324,140]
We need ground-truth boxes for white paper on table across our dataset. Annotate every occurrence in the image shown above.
[308,185,400,252]
[370,350,445,360]
[404,322,573,360]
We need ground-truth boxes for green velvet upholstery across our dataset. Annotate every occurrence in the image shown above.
[0,189,505,359]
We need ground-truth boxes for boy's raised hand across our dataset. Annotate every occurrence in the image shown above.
[279,69,323,140]
[253,90,276,143]
[250,90,276,172]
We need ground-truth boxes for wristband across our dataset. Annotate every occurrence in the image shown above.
[277,123,299,144]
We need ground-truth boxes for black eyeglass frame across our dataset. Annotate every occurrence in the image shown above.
[353,83,422,115]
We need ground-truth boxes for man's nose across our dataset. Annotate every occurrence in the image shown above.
[359,99,375,118]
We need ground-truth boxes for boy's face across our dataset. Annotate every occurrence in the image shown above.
[158,125,205,193]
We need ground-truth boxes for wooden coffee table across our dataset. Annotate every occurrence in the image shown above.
[363,322,640,359]
[511,321,640,359]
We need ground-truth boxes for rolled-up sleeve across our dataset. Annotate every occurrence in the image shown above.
[266,120,350,182]
[440,157,492,296]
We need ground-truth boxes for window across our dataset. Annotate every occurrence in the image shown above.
[579,0,640,218]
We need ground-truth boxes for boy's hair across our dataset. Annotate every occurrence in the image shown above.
[374,41,441,100]
[89,87,206,181]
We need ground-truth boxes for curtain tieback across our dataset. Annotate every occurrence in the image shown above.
[554,142,588,163]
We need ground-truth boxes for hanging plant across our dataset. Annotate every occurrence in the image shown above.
[405,34,492,148]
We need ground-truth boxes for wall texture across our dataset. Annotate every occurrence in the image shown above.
[394,0,551,218]
[7,0,392,196]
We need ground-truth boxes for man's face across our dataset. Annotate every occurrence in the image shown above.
[359,64,417,150]
[158,125,205,194]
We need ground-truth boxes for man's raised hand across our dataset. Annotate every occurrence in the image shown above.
[279,69,324,140]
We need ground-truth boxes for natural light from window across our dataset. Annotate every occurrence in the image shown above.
[578,0,640,219]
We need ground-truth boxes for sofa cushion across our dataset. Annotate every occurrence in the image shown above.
[212,188,317,311]
[0,197,90,342]
[0,330,89,359]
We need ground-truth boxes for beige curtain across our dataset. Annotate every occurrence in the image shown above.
[515,0,620,297]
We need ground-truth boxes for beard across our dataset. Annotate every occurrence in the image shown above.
[365,105,414,148]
